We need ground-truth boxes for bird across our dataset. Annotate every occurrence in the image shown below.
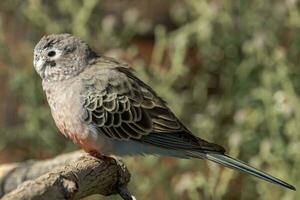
[33,33,295,191]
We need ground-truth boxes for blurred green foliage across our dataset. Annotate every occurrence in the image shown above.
[0,0,299,199]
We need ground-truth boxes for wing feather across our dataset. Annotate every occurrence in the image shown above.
[80,60,225,153]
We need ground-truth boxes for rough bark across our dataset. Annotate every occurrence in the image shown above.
[0,151,133,200]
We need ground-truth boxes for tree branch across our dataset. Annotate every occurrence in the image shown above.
[0,151,133,200]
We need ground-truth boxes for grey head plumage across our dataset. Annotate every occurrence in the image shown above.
[33,33,98,82]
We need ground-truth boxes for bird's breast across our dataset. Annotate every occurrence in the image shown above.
[43,79,93,147]
[42,78,116,155]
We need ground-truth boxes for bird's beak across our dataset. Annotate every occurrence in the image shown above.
[34,56,47,78]
[35,58,46,72]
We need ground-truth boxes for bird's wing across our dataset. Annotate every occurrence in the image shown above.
[79,58,296,191]
[80,58,225,153]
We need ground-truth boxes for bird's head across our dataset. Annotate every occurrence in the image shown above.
[33,33,97,82]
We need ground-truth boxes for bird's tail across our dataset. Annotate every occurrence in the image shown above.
[186,151,296,190]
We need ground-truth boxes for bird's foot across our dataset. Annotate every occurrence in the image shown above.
[88,150,118,163]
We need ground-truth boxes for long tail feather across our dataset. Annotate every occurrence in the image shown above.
[188,151,295,190]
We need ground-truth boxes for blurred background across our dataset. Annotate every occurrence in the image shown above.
[0,0,299,199]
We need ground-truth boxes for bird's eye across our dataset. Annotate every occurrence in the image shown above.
[47,50,56,57]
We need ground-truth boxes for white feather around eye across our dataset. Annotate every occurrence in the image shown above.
[48,49,63,60]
